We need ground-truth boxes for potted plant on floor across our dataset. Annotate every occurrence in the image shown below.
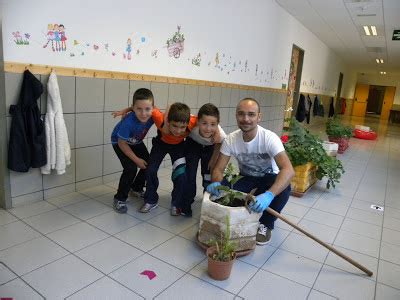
[207,215,237,280]
[198,163,261,253]
[284,118,344,195]
[326,116,353,153]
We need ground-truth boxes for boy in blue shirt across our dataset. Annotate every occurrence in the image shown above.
[111,88,154,213]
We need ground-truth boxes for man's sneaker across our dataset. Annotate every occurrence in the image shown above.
[129,190,145,198]
[170,206,181,216]
[113,199,127,214]
[139,202,158,213]
[256,224,271,245]
[180,208,192,217]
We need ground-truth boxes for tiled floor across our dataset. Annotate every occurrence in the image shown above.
[1,116,400,299]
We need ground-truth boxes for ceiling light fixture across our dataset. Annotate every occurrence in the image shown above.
[380,71,386,75]
[380,59,384,63]
[363,25,371,35]
[376,58,380,63]
[371,25,377,36]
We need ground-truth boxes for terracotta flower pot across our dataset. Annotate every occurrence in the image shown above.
[207,247,236,281]
[328,136,349,153]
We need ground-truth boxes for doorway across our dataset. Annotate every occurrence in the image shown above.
[366,85,385,116]
[284,44,304,125]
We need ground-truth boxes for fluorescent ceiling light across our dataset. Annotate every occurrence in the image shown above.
[380,59,384,63]
[371,26,377,36]
[376,58,380,63]
[363,26,371,35]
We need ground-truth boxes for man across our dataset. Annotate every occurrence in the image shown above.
[207,98,295,245]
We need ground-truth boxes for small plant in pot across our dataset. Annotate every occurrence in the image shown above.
[326,116,353,153]
[207,215,237,280]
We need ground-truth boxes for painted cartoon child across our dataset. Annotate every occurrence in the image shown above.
[59,24,67,51]
[53,24,61,51]
[126,38,132,60]
[43,24,55,51]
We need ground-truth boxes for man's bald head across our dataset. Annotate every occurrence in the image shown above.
[237,98,260,113]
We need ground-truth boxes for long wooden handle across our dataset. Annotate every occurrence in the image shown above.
[266,207,373,277]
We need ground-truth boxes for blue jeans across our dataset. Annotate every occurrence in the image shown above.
[181,137,214,211]
[144,137,186,206]
[224,173,291,229]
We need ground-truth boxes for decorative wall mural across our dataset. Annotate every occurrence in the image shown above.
[166,25,185,58]
[12,31,30,45]
[43,24,67,52]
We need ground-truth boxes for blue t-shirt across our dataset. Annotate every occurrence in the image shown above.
[111,113,154,145]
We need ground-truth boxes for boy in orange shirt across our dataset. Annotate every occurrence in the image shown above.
[141,102,197,214]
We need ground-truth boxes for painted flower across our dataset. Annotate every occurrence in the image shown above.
[281,135,289,143]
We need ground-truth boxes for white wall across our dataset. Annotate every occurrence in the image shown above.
[2,0,355,97]
[357,73,400,105]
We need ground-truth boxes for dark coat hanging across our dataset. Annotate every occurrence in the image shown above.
[306,95,312,124]
[8,70,47,172]
[328,97,335,117]
[295,94,306,122]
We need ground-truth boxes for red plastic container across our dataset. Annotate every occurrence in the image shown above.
[353,129,377,140]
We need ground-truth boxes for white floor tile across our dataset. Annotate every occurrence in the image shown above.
[147,211,198,234]
[47,222,109,252]
[47,192,89,207]
[262,249,322,287]
[308,289,337,300]
[341,218,382,240]
[237,244,276,268]
[297,219,339,244]
[109,254,184,299]
[114,222,174,251]
[86,211,141,234]
[66,276,143,299]
[24,209,81,234]
[0,278,44,299]
[178,223,200,242]
[238,269,310,299]
[378,260,400,290]
[334,229,380,258]
[314,265,376,300]
[382,228,400,246]
[346,207,383,226]
[380,241,400,265]
[0,209,18,225]
[0,221,41,251]
[303,208,344,228]
[75,237,143,274]
[0,236,68,275]
[375,283,400,300]
[22,255,103,299]
[279,232,329,263]
[62,199,112,220]
[149,236,205,271]
[9,201,57,219]
[155,274,235,299]
[78,185,116,198]
[325,245,378,279]
[0,262,16,285]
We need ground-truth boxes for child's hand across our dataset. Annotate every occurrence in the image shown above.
[211,128,222,144]
[135,158,148,169]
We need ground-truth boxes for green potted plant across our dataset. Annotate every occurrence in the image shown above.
[198,163,261,252]
[326,116,353,153]
[284,118,344,192]
[206,215,237,281]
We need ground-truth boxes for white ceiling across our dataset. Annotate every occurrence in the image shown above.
[275,0,400,75]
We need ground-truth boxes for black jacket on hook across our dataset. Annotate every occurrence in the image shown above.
[295,94,306,122]
[328,97,335,117]
[8,70,47,172]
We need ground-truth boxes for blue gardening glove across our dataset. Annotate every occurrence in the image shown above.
[206,182,222,197]
[249,191,275,213]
